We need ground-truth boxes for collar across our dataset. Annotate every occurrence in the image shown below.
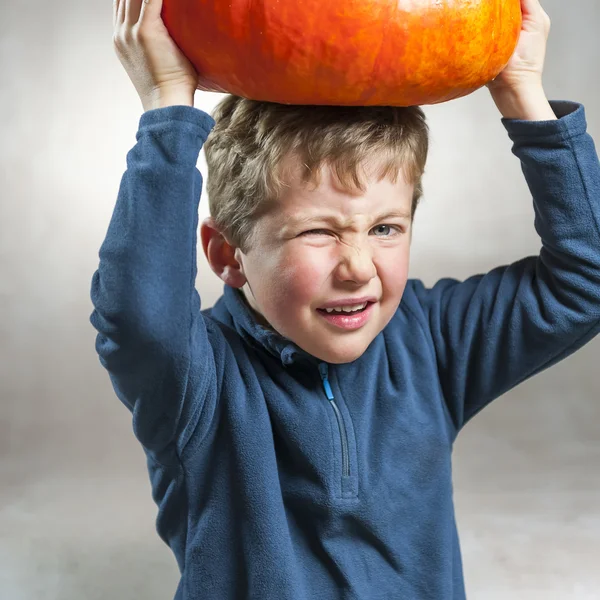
[221,285,319,368]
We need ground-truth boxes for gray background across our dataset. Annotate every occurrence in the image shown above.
[1,1,599,598]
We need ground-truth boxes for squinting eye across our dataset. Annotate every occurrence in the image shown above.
[301,229,331,236]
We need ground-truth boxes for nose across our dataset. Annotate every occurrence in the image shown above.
[334,241,377,285]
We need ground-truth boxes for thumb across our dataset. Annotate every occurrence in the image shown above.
[520,0,545,20]
[138,0,163,25]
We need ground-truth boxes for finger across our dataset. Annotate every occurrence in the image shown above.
[114,0,126,26]
[124,0,144,25]
[139,0,164,26]
[520,0,545,19]
[520,0,551,34]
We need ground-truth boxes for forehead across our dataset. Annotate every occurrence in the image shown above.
[275,158,414,216]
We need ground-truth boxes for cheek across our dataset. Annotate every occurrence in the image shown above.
[274,251,327,304]
[377,247,411,296]
[261,249,328,308]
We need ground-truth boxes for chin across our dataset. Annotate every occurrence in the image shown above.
[312,342,369,365]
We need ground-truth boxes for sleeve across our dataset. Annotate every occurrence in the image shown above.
[412,101,600,432]
[89,105,218,459]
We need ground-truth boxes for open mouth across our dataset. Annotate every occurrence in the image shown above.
[316,301,375,331]
[316,301,373,315]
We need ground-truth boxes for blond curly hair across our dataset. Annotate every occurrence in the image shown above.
[204,95,429,252]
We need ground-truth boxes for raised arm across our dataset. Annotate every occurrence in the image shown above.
[90,0,218,457]
[412,101,600,430]
[412,0,600,431]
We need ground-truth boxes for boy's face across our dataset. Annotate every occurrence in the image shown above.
[233,162,415,364]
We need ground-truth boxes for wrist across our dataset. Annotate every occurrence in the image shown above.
[142,85,195,112]
[489,85,556,121]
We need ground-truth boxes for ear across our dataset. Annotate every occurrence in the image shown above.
[200,217,247,288]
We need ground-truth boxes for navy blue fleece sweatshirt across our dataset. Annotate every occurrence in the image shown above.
[90,101,600,599]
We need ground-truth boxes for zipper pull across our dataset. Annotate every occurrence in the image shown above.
[319,362,335,400]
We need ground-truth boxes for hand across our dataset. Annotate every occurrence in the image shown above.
[113,0,199,111]
[487,0,555,120]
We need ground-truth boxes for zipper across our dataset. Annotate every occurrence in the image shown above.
[319,362,350,478]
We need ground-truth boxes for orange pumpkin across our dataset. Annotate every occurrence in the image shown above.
[162,0,522,107]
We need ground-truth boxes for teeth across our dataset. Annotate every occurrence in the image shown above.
[325,302,368,314]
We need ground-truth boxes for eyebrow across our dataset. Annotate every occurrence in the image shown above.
[286,210,412,229]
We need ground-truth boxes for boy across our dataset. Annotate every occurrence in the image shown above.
[91,0,600,597]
